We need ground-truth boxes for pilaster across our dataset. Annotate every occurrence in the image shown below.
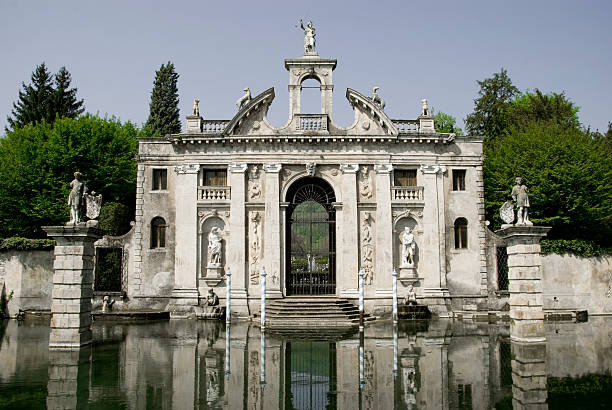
[263,163,282,297]
[227,163,249,314]
[339,163,359,297]
[374,164,393,292]
[171,164,200,307]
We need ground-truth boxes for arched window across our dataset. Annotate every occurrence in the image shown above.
[151,217,166,249]
[454,218,468,249]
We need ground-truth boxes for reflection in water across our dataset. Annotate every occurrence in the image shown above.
[0,318,612,409]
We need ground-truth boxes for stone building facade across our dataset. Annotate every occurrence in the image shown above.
[130,50,486,317]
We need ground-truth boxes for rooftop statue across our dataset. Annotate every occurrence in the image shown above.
[370,87,386,110]
[192,99,200,116]
[236,88,251,110]
[421,99,429,116]
[300,19,316,54]
[511,177,532,226]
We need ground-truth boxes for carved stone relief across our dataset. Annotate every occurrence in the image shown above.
[248,165,262,200]
[359,166,373,199]
[305,162,316,176]
[361,211,374,285]
[249,211,262,285]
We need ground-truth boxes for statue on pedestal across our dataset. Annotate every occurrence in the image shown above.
[300,19,316,54]
[68,172,87,224]
[511,177,531,225]
[192,99,200,116]
[400,226,416,268]
[207,227,223,267]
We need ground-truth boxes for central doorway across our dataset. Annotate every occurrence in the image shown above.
[285,177,336,295]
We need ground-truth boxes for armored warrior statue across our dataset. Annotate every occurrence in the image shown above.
[511,177,531,225]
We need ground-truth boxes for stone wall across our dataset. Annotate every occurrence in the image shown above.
[541,253,612,314]
[0,250,54,317]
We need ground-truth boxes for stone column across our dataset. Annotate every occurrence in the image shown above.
[172,164,200,308]
[339,163,359,298]
[46,349,91,409]
[419,165,450,314]
[263,163,282,298]
[374,164,393,294]
[43,225,103,349]
[496,226,550,342]
[511,342,548,409]
[227,163,248,315]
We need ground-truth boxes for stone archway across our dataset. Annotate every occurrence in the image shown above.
[285,177,336,295]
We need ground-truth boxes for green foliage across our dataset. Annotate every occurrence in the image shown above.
[6,63,83,132]
[145,61,180,136]
[99,202,131,236]
[433,110,463,135]
[507,89,580,130]
[484,121,612,246]
[0,115,138,238]
[541,239,611,257]
[0,237,55,251]
[94,248,122,292]
[0,290,14,319]
[548,373,612,409]
[465,68,519,145]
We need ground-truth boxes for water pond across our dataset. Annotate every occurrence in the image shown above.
[1,317,611,409]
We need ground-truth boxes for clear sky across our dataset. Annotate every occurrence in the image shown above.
[1,0,611,134]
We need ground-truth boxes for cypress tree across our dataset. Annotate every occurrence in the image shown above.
[145,62,181,136]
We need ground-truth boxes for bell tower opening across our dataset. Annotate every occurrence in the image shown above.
[299,77,323,114]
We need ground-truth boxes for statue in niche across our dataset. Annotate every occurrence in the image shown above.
[403,284,417,306]
[400,226,416,268]
[306,162,316,176]
[236,87,251,110]
[248,165,261,199]
[370,86,386,110]
[250,211,262,285]
[299,19,316,54]
[421,99,429,116]
[207,227,223,267]
[361,212,374,285]
[360,166,372,199]
[511,177,532,225]
[192,99,200,116]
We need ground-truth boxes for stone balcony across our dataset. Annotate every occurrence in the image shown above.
[294,113,328,132]
[391,186,424,202]
[198,186,230,201]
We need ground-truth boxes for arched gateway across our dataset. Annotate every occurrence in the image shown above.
[285,177,336,295]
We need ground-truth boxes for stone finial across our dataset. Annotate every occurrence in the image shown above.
[370,86,386,110]
[299,19,316,54]
[192,99,200,116]
[236,88,251,110]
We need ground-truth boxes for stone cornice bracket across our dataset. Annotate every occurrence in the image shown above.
[339,163,359,174]
[174,164,200,174]
[228,163,248,173]
[263,163,282,173]
[419,164,447,175]
[374,164,393,174]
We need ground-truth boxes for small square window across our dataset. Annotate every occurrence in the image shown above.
[152,169,167,190]
[453,169,466,191]
[394,170,417,187]
[201,169,227,186]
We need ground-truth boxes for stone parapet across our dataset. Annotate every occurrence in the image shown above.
[43,225,103,350]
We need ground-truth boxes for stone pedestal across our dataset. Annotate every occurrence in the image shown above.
[203,266,224,287]
[496,226,550,342]
[511,342,548,409]
[43,225,103,350]
[399,267,416,279]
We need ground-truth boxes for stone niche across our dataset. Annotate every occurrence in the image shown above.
[199,211,228,287]
[394,215,421,283]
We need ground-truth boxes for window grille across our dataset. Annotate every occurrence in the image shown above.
[497,246,509,291]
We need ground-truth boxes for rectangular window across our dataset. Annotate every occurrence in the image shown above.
[453,169,466,191]
[394,169,417,187]
[202,169,227,186]
[496,246,509,290]
[152,169,167,190]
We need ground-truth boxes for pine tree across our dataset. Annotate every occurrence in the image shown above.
[53,66,84,120]
[6,63,84,132]
[145,62,181,136]
[7,63,54,131]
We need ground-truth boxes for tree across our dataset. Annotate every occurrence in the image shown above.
[433,110,463,135]
[53,67,84,120]
[465,68,519,145]
[484,121,612,246]
[0,115,139,238]
[6,63,84,132]
[144,62,181,136]
[507,89,580,130]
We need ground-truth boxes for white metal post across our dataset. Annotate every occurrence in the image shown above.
[392,269,398,324]
[260,267,267,330]
[226,268,231,324]
[358,268,364,331]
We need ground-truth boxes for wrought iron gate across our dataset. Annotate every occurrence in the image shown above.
[286,177,336,295]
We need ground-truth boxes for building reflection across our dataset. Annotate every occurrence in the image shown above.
[1,317,608,408]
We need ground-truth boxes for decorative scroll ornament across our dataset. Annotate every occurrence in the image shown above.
[249,211,262,285]
[361,212,374,285]
[174,164,200,174]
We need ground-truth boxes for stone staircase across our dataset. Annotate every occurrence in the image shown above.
[264,296,375,328]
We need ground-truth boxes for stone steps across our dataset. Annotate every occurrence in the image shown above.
[264,296,374,328]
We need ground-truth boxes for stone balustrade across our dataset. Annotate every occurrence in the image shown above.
[391,186,424,201]
[295,114,328,131]
[392,120,419,134]
[198,186,231,201]
[202,120,229,134]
